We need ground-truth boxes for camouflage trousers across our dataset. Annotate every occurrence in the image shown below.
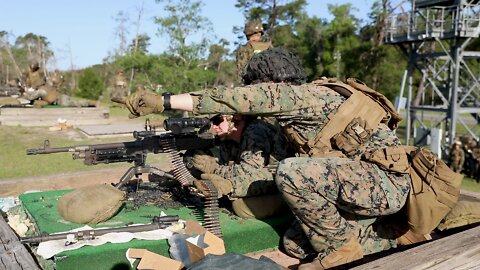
[275,157,410,260]
[57,94,94,107]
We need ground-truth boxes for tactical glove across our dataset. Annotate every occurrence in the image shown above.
[192,154,219,173]
[125,90,164,117]
[195,174,233,198]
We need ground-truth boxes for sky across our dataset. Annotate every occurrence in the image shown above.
[0,0,377,70]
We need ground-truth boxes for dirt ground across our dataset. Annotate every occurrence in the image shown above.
[0,166,301,269]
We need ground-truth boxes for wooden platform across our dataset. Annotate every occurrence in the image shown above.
[0,107,110,126]
[352,190,480,270]
[0,214,40,270]
[353,225,480,270]
[1,190,479,269]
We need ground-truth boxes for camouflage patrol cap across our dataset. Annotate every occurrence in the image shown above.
[244,20,264,36]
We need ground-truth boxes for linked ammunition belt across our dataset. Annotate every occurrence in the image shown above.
[193,179,223,238]
[159,137,223,238]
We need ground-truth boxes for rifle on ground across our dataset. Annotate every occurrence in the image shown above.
[20,215,179,245]
[26,117,216,188]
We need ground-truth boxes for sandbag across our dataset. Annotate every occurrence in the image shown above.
[57,184,125,224]
[407,148,463,234]
[437,199,480,231]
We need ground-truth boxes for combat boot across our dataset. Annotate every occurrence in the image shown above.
[396,229,431,245]
[298,238,364,270]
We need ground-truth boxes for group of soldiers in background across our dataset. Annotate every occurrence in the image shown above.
[0,60,98,108]
[449,134,480,182]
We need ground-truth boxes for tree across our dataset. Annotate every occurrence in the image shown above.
[129,33,150,54]
[206,39,235,86]
[0,32,23,83]
[151,0,215,93]
[14,33,53,73]
[321,3,361,79]
[113,11,130,57]
[154,0,213,66]
[76,68,105,100]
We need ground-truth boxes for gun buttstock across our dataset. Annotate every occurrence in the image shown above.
[26,149,40,155]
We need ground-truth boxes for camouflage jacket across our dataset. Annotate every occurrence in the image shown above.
[214,119,293,197]
[449,148,465,164]
[25,69,46,89]
[235,41,272,82]
[192,82,402,157]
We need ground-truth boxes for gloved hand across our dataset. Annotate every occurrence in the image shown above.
[192,154,219,173]
[124,90,164,117]
[194,174,233,198]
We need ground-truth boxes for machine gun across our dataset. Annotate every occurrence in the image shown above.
[26,117,215,188]
[27,117,222,237]
[26,116,223,238]
[20,215,179,245]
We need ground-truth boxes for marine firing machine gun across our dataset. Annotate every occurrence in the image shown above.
[26,117,223,237]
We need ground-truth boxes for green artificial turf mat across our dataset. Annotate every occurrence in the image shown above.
[19,189,293,270]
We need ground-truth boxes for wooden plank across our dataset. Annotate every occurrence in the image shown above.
[0,107,110,126]
[0,118,111,126]
[0,214,40,270]
[352,225,480,270]
[460,189,480,200]
[0,107,109,116]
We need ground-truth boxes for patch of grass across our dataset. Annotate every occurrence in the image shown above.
[0,126,167,179]
[461,177,480,193]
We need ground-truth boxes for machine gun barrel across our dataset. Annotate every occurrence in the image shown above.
[20,215,180,244]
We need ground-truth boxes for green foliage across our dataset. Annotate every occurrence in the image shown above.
[128,34,151,54]
[76,68,105,99]
[154,0,213,65]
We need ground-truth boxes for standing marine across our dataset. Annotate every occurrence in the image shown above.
[235,20,272,83]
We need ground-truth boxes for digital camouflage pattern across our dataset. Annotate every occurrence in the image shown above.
[192,81,411,260]
[277,157,409,259]
[25,66,46,89]
[214,119,293,197]
[194,81,402,156]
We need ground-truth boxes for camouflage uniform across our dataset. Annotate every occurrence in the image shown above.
[111,70,128,101]
[49,70,64,89]
[235,20,272,82]
[449,143,465,173]
[473,145,480,182]
[22,62,95,107]
[214,119,292,197]
[191,81,411,259]
[25,63,46,90]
